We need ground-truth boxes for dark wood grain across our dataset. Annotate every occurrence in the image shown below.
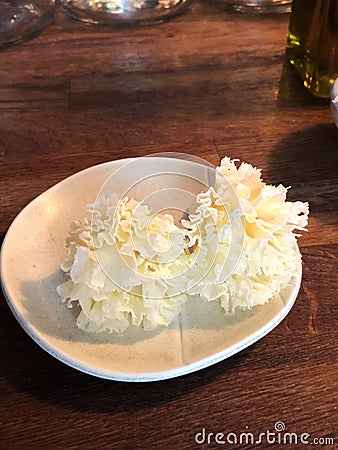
[0,3,337,449]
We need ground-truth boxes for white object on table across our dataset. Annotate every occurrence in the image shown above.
[330,78,338,128]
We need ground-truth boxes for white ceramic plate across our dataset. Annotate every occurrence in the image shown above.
[1,157,302,382]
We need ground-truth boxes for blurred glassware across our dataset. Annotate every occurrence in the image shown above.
[58,0,193,25]
[286,0,338,99]
[0,1,55,46]
[209,0,292,14]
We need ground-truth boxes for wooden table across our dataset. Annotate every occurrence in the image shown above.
[1,3,337,448]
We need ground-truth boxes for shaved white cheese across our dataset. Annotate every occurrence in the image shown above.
[57,157,309,334]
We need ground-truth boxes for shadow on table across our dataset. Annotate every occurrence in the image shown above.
[1,295,253,413]
[268,123,338,227]
[1,259,258,414]
[1,272,263,410]
[277,61,329,109]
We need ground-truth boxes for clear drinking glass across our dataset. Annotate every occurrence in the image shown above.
[58,0,194,26]
[211,0,292,13]
[0,1,55,46]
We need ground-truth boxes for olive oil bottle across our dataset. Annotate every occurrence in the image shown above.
[286,0,338,98]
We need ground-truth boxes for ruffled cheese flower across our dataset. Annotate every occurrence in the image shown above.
[57,194,189,333]
[57,157,309,334]
[183,157,309,314]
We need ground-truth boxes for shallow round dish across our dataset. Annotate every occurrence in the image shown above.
[58,0,193,26]
[1,157,302,382]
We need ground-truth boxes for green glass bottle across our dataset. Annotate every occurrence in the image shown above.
[286,0,338,99]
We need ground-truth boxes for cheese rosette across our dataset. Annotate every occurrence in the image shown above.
[57,194,192,334]
[182,157,309,314]
[57,157,309,334]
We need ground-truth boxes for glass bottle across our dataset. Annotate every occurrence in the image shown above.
[286,0,338,99]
